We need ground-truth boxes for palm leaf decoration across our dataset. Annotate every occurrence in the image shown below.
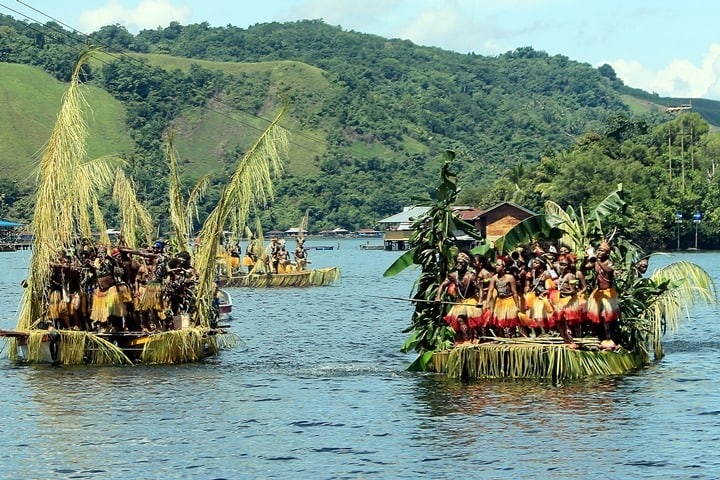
[113,168,153,249]
[298,209,309,243]
[166,132,211,253]
[491,184,627,257]
[192,105,289,327]
[167,132,191,253]
[16,48,120,330]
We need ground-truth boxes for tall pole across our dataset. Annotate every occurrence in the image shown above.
[680,127,685,191]
[668,131,673,181]
[693,211,702,250]
[675,212,683,251]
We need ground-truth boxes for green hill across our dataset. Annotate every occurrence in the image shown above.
[117,54,336,178]
[0,63,134,181]
[3,15,720,235]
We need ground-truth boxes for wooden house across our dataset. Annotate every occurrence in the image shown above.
[376,202,535,250]
[471,202,535,243]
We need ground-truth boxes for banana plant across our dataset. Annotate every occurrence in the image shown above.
[384,151,483,370]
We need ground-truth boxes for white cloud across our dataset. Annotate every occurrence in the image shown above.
[608,44,720,100]
[78,0,190,33]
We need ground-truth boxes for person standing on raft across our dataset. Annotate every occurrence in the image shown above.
[585,240,620,350]
[435,252,483,345]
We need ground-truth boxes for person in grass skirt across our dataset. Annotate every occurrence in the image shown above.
[435,252,483,345]
[552,253,586,349]
[585,240,620,349]
[521,254,554,336]
[484,256,520,337]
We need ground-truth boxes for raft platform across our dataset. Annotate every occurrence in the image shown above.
[428,337,649,381]
[0,326,235,365]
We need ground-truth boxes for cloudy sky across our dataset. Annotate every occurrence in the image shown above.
[4,0,720,101]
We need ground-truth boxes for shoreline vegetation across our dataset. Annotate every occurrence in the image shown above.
[385,151,716,381]
[0,48,291,365]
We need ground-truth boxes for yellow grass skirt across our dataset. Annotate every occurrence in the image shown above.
[117,283,133,304]
[136,282,167,319]
[90,286,127,321]
[49,290,63,319]
[242,256,255,267]
[523,292,553,328]
[585,287,619,324]
[443,297,484,333]
[49,290,83,319]
[489,296,519,329]
[552,293,584,325]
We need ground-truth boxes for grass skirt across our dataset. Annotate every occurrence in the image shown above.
[136,282,167,319]
[585,287,619,323]
[523,292,553,328]
[90,286,127,321]
[489,296,519,329]
[443,297,484,332]
[49,290,63,319]
[117,283,133,304]
[552,293,584,326]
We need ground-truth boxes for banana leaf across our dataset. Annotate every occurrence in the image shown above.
[383,249,416,277]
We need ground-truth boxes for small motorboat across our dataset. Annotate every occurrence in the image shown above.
[216,288,232,318]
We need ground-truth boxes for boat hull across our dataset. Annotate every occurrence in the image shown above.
[216,288,232,318]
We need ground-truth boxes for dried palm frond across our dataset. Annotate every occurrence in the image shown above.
[73,155,117,239]
[17,48,104,330]
[185,175,210,240]
[83,333,134,365]
[140,329,238,364]
[193,106,289,326]
[113,169,153,249]
[298,209,309,243]
[166,133,192,253]
[19,330,133,365]
[92,197,111,246]
[253,218,265,247]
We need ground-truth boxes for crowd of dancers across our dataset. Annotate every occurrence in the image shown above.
[220,235,309,275]
[42,239,203,333]
[435,240,639,350]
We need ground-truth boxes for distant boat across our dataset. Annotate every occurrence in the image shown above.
[217,267,341,288]
[360,243,385,250]
[311,245,334,250]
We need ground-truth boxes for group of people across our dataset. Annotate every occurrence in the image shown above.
[436,240,632,350]
[223,236,309,275]
[44,239,202,333]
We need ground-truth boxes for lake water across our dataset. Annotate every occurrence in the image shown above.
[0,240,719,479]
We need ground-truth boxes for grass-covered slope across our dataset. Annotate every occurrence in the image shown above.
[0,62,134,182]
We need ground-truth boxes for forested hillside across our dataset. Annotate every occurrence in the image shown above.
[2,14,720,249]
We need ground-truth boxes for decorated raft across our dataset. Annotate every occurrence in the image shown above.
[217,266,340,288]
[385,152,716,382]
[0,49,291,365]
